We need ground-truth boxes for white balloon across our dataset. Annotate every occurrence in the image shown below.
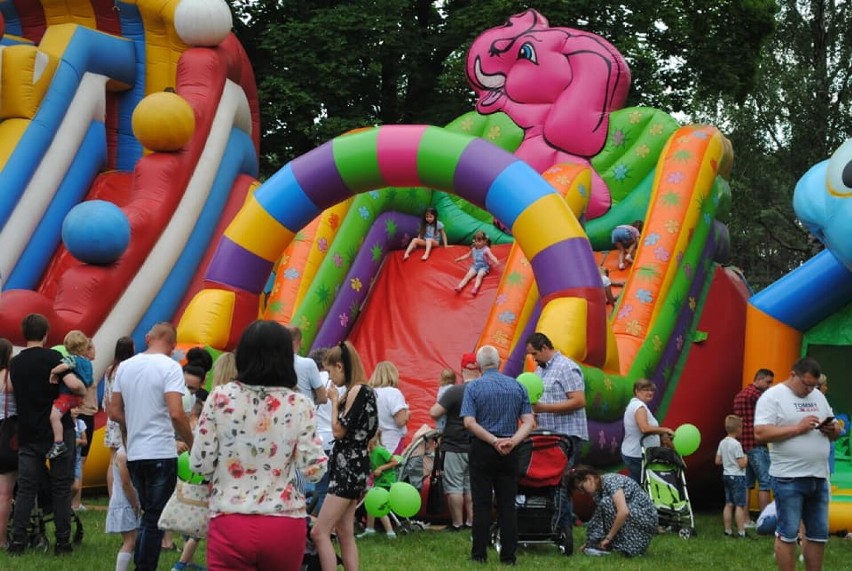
[174,0,233,47]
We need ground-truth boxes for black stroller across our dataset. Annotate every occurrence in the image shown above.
[641,435,696,538]
[11,461,84,552]
[493,430,574,556]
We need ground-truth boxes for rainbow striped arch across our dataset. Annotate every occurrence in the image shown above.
[200,125,609,364]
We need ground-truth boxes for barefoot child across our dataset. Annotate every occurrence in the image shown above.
[403,207,447,261]
[611,220,643,270]
[48,330,94,459]
[715,414,748,538]
[107,445,140,571]
[454,231,499,295]
[358,432,399,539]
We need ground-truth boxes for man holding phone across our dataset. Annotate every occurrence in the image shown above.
[754,357,841,571]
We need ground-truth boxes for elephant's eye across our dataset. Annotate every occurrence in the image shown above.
[827,139,852,197]
[518,42,538,64]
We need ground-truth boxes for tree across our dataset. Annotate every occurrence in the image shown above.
[696,0,852,290]
[228,0,775,178]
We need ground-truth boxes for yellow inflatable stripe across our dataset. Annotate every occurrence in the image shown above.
[41,0,97,28]
[512,194,584,260]
[136,0,187,94]
[31,23,77,58]
[0,45,58,120]
[0,120,30,169]
[538,297,588,362]
[177,289,235,348]
[224,195,295,262]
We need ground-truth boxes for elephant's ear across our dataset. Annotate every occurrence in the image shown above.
[543,33,630,158]
[506,8,548,30]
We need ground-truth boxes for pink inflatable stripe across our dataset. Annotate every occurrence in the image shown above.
[376,125,428,187]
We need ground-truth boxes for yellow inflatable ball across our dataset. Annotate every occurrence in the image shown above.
[132,91,195,152]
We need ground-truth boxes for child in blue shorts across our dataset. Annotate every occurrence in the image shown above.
[715,414,748,538]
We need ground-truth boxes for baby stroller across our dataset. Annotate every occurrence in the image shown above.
[493,430,574,556]
[12,461,84,552]
[640,434,696,538]
[396,427,446,525]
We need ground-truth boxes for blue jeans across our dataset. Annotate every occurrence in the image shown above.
[310,451,332,516]
[128,458,178,571]
[12,428,76,545]
[722,475,747,506]
[772,476,829,543]
[745,447,771,490]
[622,454,643,484]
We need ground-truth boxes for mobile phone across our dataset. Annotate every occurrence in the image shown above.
[817,416,835,429]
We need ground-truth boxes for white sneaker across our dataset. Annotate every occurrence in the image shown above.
[356,529,376,539]
[386,532,396,539]
[744,520,756,529]
[584,547,611,556]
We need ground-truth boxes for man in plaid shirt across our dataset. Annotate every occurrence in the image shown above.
[525,332,588,552]
[733,368,775,519]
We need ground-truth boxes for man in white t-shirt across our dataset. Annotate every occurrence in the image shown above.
[754,357,841,571]
[288,325,327,404]
[109,322,193,571]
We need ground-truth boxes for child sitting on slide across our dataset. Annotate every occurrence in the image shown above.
[454,231,500,296]
[47,331,94,459]
[403,207,448,261]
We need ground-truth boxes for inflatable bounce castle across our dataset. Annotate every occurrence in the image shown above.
[1,3,759,496]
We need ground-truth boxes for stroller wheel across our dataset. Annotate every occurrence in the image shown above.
[491,528,502,554]
[558,529,574,556]
[677,527,693,540]
[32,534,50,553]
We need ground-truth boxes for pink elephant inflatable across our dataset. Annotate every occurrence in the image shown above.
[466,9,631,219]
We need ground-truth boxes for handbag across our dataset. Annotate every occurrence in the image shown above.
[157,479,211,539]
[0,371,18,473]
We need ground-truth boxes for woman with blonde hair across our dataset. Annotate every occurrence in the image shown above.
[210,352,236,388]
[369,361,410,454]
[312,341,378,571]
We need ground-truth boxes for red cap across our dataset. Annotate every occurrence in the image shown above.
[460,353,478,370]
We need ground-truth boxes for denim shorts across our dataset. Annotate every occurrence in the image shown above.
[772,476,829,543]
[745,446,771,490]
[611,227,635,245]
[723,475,747,506]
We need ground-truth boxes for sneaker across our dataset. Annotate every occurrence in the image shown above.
[745,520,757,529]
[73,504,87,512]
[46,442,68,459]
[446,525,462,532]
[385,532,396,539]
[584,547,611,556]
[356,528,376,539]
[172,563,188,571]
[724,530,734,538]
[55,542,73,556]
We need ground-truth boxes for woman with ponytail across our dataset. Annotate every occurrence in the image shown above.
[312,341,378,571]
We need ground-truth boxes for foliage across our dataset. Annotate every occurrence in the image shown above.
[695,0,852,290]
[228,0,775,178]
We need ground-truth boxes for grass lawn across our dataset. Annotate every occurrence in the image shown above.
[2,498,850,570]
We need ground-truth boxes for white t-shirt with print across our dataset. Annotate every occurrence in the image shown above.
[113,353,185,462]
[754,382,834,479]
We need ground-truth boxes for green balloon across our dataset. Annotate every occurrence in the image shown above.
[389,482,421,518]
[517,372,544,404]
[673,423,701,457]
[364,486,391,517]
[177,451,193,482]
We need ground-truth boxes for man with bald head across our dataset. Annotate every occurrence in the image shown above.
[109,322,193,571]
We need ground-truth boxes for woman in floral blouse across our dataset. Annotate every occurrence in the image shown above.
[190,321,327,570]
[311,341,378,571]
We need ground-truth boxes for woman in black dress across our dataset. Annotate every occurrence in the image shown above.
[311,341,378,570]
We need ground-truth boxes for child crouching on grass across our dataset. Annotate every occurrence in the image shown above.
[715,414,748,538]
[358,432,399,539]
